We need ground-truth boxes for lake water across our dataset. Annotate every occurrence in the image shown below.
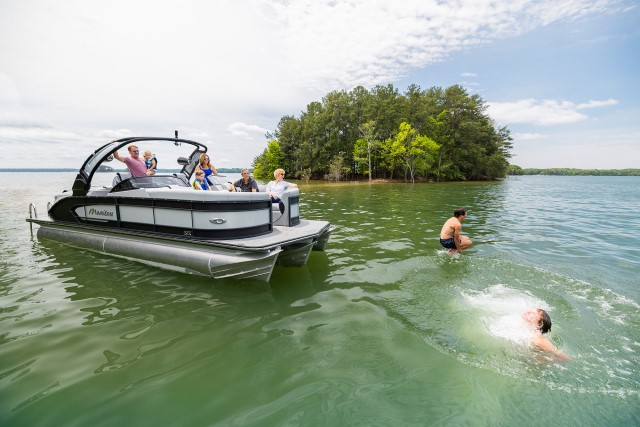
[1,173,639,426]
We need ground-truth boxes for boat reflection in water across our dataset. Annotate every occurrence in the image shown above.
[27,135,331,282]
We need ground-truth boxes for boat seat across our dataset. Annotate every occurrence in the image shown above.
[112,172,132,186]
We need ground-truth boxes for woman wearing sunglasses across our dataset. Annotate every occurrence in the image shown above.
[195,153,218,187]
[265,168,297,203]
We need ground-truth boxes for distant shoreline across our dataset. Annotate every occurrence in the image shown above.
[1,168,638,177]
[510,168,640,177]
[0,168,244,173]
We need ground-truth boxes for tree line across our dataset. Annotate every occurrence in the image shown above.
[508,166,640,176]
[252,84,513,182]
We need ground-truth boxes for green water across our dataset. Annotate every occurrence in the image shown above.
[1,173,638,426]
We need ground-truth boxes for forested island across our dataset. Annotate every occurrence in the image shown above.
[251,84,513,182]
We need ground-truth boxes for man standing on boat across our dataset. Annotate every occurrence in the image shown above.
[112,143,154,177]
[439,208,473,255]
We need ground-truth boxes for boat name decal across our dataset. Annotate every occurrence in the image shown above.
[88,208,114,217]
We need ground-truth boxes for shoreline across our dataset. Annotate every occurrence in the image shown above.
[1,169,638,179]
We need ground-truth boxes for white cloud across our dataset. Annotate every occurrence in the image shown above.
[227,122,269,139]
[0,0,630,168]
[487,99,587,125]
[0,73,22,107]
[95,129,134,139]
[577,99,619,109]
[0,126,80,142]
[513,132,549,140]
[262,0,625,91]
[487,98,618,126]
[511,130,640,169]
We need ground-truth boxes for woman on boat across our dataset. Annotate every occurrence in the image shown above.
[266,168,297,203]
[195,153,218,186]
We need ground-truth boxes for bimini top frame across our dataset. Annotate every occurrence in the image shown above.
[71,133,208,197]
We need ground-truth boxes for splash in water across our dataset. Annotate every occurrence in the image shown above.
[461,284,547,347]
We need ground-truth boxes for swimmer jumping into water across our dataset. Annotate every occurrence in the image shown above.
[522,308,570,361]
[440,208,473,255]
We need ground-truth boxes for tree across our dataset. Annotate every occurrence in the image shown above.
[325,155,345,182]
[508,164,524,175]
[265,83,512,181]
[272,115,303,174]
[252,140,285,180]
[388,122,440,182]
[367,84,405,141]
[353,121,378,181]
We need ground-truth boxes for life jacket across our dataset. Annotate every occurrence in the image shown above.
[145,155,158,170]
[192,178,209,190]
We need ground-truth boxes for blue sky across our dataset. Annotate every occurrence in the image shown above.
[399,6,640,169]
[1,0,638,169]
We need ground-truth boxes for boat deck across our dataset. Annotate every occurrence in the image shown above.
[27,217,331,252]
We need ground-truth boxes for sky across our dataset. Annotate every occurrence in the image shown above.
[1,0,638,170]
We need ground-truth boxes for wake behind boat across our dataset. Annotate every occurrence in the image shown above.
[26,134,331,281]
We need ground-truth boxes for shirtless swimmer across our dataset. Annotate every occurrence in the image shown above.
[439,208,473,255]
[522,308,570,361]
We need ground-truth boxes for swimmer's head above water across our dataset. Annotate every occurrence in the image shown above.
[453,208,467,218]
[522,308,552,334]
[522,308,569,361]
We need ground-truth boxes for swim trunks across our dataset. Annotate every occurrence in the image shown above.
[439,237,456,249]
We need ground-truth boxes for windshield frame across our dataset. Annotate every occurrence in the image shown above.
[72,136,207,196]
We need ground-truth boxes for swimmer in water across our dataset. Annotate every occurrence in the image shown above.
[522,308,570,361]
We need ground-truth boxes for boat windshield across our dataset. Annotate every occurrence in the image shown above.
[111,175,189,192]
[83,144,116,175]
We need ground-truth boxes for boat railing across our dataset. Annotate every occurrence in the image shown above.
[29,202,38,219]
[28,202,37,236]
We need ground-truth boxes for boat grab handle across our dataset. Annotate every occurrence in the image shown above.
[29,203,38,219]
[28,203,37,236]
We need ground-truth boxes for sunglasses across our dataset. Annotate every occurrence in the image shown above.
[131,150,139,153]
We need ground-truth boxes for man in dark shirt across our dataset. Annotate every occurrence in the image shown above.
[230,168,259,192]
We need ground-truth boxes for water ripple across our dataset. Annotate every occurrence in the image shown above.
[2,173,639,424]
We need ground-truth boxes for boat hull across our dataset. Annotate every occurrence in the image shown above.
[36,223,281,281]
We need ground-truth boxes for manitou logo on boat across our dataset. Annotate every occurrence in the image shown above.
[88,208,114,217]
